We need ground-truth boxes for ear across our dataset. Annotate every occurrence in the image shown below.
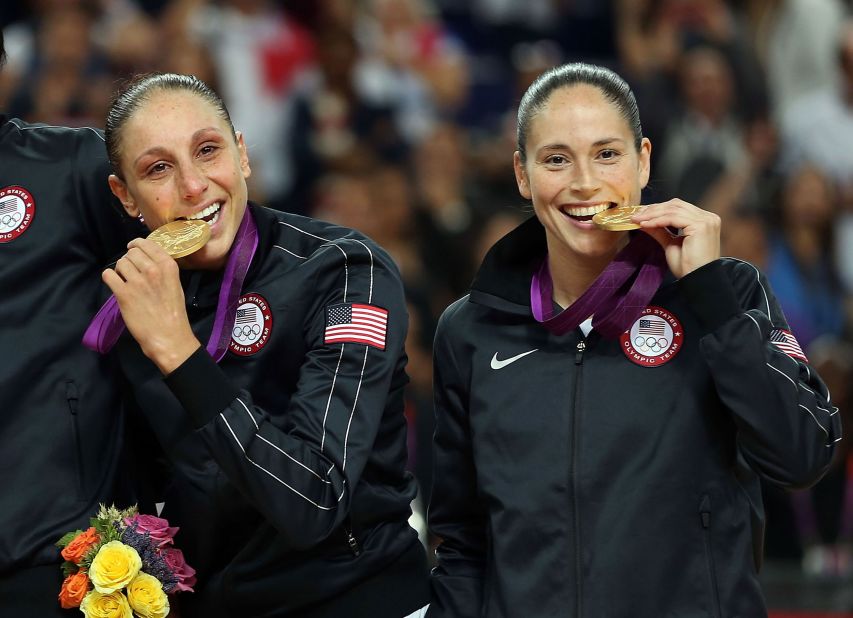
[236,131,252,179]
[108,174,139,218]
[513,151,531,200]
[638,137,652,190]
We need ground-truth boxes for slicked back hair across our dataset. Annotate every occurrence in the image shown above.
[105,73,235,178]
[516,62,643,164]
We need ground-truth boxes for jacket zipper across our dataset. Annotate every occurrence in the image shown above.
[700,495,722,618]
[65,380,84,500]
[572,339,586,617]
[345,529,361,556]
[344,517,361,556]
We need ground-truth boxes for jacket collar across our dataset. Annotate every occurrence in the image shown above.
[469,215,545,315]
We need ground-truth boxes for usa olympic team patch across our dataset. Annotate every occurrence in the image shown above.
[0,185,35,243]
[620,306,684,367]
[229,293,273,356]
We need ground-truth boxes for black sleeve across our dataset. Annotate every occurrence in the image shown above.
[681,259,842,489]
[165,239,409,549]
[72,127,142,262]
[427,301,487,617]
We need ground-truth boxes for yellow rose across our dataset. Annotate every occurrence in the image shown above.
[79,590,133,618]
[127,573,170,618]
[89,541,142,594]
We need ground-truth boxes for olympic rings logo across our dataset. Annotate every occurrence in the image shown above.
[632,335,670,354]
[232,322,262,342]
[0,210,23,229]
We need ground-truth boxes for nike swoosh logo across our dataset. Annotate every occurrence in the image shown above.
[490,349,538,370]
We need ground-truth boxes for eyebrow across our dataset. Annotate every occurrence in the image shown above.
[132,127,224,167]
[539,137,627,151]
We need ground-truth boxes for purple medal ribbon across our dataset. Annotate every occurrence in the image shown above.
[530,233,666,339]
[83,207,259,363]
[205,208,259,360]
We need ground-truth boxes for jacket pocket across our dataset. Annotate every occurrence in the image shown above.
[66,380,84,501]
[699,494,722,618]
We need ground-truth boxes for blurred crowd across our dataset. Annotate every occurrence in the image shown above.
[4,0,853,583]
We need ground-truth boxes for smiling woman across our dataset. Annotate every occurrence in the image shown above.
[105,74,248,273]
[89,73,430,618]
[426,63,841,618]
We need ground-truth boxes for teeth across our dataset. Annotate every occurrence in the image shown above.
[187,202,221,220]
[564,203,611,217]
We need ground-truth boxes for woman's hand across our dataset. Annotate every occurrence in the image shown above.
[632,198,721,278]
[102,238,201,375]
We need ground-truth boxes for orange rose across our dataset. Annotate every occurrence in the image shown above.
[59,571,90,609]
[62,527,100,563]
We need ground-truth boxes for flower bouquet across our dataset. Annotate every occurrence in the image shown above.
[56,504,195,618]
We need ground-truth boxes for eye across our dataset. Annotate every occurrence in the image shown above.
[146,162,169,177]
[544,154,568,166]
[598,149,620,161]
[198,143,220,158]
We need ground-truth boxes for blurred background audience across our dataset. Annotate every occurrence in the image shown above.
[4,0,852,611]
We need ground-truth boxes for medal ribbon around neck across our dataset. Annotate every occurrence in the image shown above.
[83,207,259,362]
[530,232,667,339]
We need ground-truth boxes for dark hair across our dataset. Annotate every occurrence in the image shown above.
[105,73,235,178]
[1,29,6,69]
[516,62,643,163]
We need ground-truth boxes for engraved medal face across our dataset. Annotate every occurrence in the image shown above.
[147,220,211,258]
[592,205,644,231]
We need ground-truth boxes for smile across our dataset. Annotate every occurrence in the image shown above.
[560,202,614,222]
[184,202,221,226]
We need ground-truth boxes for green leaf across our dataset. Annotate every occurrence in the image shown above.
[79,540,105,570]
[60,561,78,578]
[94,503,138,525]
[56,530,85,549]
[92,517,121,543]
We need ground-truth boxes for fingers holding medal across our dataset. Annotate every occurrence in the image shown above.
[111,219,210,283]
[103,221,201,365]
[602,199,721,278]
[593,205,685,237]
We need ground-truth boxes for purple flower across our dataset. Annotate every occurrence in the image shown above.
[124,514,178,548]
[120,524,178,593]
[161,548,196,593]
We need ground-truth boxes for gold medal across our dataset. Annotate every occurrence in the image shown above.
[147,220,211,259]
[592,205,644,231]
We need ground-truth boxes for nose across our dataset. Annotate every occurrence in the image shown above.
[568,160,599,197]
[179,164,208,200]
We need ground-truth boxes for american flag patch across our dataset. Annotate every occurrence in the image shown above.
[638,318,665,336]
[770,328,808,362]
[236,306,256,324]
[324,303,388,350]
[0,198,17,215]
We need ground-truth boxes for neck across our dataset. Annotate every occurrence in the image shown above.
[546,236,627,308]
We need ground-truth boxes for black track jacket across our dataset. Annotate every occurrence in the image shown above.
[116,204,428,617]
[0,117,138,582]
[428,216,841,618]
